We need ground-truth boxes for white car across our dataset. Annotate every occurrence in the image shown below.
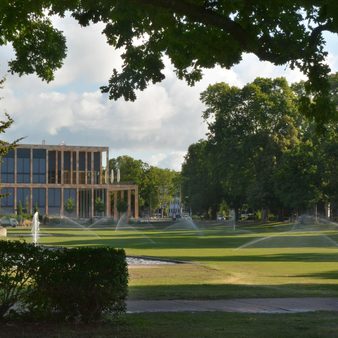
[0,217,18,227]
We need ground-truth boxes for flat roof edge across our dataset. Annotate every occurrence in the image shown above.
[17,143,109,151]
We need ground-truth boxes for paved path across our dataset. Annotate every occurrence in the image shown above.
[127,297,338,314]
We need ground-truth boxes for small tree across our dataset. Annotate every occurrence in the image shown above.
[64,198,75,214]
[116,199,128,213]
[33,203,39,214]
[94,197,105,215]
[17,201,23,225]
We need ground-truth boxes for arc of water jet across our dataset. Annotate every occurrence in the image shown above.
[61,216,102,239]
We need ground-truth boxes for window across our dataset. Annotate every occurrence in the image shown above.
[64,189,76,215]
[1,150,14,183]
[63,151,71,184]
[48,188,61,215]
[79,152,85,184]
[17,188,30,212]
[33,149,46,183]
[17,148,31,183]
[1,188,14,207]
[94,152,101,184]
[32,188,46,214]
[48,151,56,183]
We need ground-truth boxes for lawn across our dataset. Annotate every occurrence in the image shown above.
[5,219,338,300]
[2,312,338,338]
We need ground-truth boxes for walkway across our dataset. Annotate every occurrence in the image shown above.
[127,297,338,314]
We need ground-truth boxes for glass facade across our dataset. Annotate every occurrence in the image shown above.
[33,149,46,183]
[1,188,14,214]
[63,151,71,184]
[94,152,100,184]
[0,145,114,217]
[48,188,61,215]
[64,188,77,216]
[94,189,106,216]
[57,151,61,184]
[17,149,30,183]
[72,152,77,183]
[1,150,14,183]
[79,152,85,184]
[33,188,46,214]
[48,151,56,184]
[17,188,30,212]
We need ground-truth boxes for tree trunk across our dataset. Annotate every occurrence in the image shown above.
[261,208,268,223]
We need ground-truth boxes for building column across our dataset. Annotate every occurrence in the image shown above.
[14,148,17,184]
[29,187,33,214]
[106,151,109,184]
[76,188,79,218]
[134,186,139,219]
[55,151,58,184]
[46,188,48,216]
[106,189,111,217]
[30,148,33,184]
[85,152,88,185]
[91,151,94,185]
[113,192,118,221]
[14,149,17,213]
[14,187,17,214]
[91,187,94,218]
[99,152,103,184]
[70,151,73,184]
[61,149,64,185]
[127,189,131,219]
[46,150,49,184]
[61,188,64,218]
[76,151,79,185]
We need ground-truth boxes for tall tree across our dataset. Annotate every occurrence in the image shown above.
[109,155,149,207]
[181,140,221,217]
[109,155,180,214]
[200,77,300,219]
[0,1,337,123]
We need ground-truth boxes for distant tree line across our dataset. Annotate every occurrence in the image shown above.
[182,74,338,221]
[109,156,180,216]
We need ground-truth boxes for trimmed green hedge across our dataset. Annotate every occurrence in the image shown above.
[0,241,41,318]
[0,241,128,322]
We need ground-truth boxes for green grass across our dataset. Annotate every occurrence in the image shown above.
[2,312,338,337]
[5,220,338,300]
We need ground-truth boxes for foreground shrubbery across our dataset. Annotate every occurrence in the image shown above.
[0,241,128,322]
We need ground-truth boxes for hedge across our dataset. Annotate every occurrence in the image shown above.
[0,241,128,322]
[0,241,41,318]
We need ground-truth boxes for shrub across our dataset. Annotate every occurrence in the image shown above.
[30,247,128,322]
[0,241,41,319]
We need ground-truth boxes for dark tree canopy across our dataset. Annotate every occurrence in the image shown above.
[0,1,337,123]
[182,74,338,219]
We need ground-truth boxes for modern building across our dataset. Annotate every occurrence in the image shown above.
[0,143,138,220]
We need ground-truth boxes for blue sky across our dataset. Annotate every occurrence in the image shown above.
[0,17,337,171]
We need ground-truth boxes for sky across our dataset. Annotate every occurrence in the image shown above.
[0,16,337,171]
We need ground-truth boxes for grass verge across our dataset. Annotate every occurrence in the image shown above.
[1,311,338,338]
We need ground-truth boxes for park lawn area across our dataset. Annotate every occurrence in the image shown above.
[5,221,338,300]
[1,312,338,338]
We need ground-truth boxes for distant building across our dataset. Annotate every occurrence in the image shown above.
[168,197,182,218]
[0,143,138,219]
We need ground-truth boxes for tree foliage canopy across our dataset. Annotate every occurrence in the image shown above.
[109,155,180,214]
[0,1,337,123]
[182,74,338,218]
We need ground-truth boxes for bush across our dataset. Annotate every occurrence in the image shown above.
[29,247,128,322]
[0,242,128,322]
[0,241,41,319]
